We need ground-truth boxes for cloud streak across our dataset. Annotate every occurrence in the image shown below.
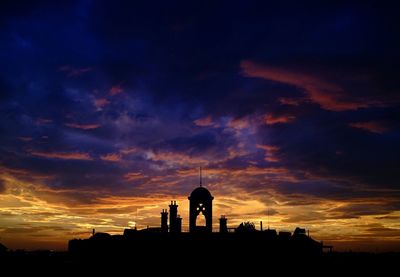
[110,85,123,96]
[65,123,101,130]
[29,151,93,161]
[194,116,214,127]
[264,114,295,125]
[349,121,389,134]
[59,65,93,77]
[241,60,375,111]
[100,153,122,162]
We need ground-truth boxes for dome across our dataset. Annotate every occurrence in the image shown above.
[189,186,213,200]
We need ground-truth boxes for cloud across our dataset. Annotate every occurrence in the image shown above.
[110,85,123,95]
[36,118,53,125]
[349,121,389,134]
[278,97,303,106]
[93,98,110,110]
[264,114,295,125]
[241,60,374,111]
[0,179,5,194]
[256,144,280,152]
[18,137,33,142]
[194,116,214,127]
[124,172,146,181]
[256,144,280,162]
[100,153,122,162]
[375,215,400,220]
[96,206,139,214]
[1,0,399,252]
[120,147,139,155]
[65,123,101,130]
[145,150,208,167]
[366,227,400,237]
[226,117,252,130]
[59,65,93,77]
[328,202,400,219]
[29,151,93,160]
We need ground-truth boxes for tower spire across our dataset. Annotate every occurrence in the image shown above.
[199,167,202,187]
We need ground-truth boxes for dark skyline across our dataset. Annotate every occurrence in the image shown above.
[0,0,399,251]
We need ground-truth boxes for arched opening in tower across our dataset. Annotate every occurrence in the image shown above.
[196,213,206,226]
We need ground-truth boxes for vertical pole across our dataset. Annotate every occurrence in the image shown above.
[200,167,202,187]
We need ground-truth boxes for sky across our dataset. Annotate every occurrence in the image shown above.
[0,0,400,252]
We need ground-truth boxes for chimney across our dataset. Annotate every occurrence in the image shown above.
[175,215,182,233]
[260,221,263,232]
[161,209,168,233]
[169,201,179,233]
[219,215,228,233]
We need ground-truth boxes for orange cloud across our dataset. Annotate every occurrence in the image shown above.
[264,114,295,125]
[120,147,139,155]
[29,151,93,160]
[124,172,146,181]
[256,144,280,152]
[110,85,123,95]
[194,116,214,127]
[265,156,280,163]
[59,65,93,77]
[100,153,122,162]
[65,123,100,130]
[227,117,251,130]
[94,98,110,109]
[241,60,372,111]
[257,144,280,162]
[349,121,389,134]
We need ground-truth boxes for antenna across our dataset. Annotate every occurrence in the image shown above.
[136,208,138,230]
[199,167,202,187]
[267,207,270,230]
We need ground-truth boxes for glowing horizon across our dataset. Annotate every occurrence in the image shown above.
[0,1,399,252]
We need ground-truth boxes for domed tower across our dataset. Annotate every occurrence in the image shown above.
[188,168,214,233]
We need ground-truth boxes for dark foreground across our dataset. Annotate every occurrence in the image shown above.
[1,250,398,275]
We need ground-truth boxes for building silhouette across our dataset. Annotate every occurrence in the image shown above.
[188,186,214,233]
[68,171,330,258]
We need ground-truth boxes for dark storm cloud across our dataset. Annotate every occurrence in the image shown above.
[260,109,400,189]
[0,179,6,193]
[330,202,400,219]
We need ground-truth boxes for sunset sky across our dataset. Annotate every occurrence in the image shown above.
[1,1,399,251]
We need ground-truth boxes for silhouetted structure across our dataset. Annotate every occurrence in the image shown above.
[161,209,168,233]
[169,201,181,233]
[0,243,7,255]
[189,186,214,233]
[175,215,182,233]
[68,173,327,260]
[219,215,228,233]
[236,221,256,233]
